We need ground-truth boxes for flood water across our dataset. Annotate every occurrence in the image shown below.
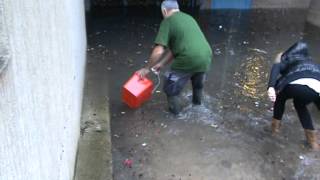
[86,7,320,180]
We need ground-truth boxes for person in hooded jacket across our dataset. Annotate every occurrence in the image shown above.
[268,41,320,151]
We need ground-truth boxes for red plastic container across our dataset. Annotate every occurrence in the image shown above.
[122,73,154,108]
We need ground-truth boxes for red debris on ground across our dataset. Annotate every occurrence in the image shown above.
[123,159,133,168]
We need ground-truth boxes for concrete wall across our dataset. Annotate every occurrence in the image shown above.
[307,0,320,27]
[252,0,311,9]
[0,0,86,180]
[0,0,8,74]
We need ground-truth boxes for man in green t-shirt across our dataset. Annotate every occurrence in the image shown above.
[137,0,212,115]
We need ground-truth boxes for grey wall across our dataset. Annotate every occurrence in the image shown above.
[0,0,86,179]
[252,0,311,9]
[307,0,320,27]
[0,0,8,75]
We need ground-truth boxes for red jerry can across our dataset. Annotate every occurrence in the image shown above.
[122,73,154,108]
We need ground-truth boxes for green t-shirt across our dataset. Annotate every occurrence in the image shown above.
[155,11,212,72]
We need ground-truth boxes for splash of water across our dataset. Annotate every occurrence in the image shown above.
[175,91,223,125]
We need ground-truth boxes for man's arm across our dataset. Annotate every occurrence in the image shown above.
[136,45,165,77]
[267,52,282,102]
[152,49,173,71]
[146,45,166,69]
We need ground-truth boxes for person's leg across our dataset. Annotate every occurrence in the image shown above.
[272,94,285,135]
[291,85,318,130]
[272,85,292,135]
[273,88,290,120]
[294,96,320,150]
[293,99,319,150]
[293,99,314,130]
[314,98,320,110]
[191,72,205,105]
[291,85,319,150]
[163,70,191,115]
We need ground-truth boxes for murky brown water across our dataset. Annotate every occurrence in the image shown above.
[86,8,320,180]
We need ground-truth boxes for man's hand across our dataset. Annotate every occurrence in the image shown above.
[152,63,163,72]
[268,87,276,102]
[136,68,150,78]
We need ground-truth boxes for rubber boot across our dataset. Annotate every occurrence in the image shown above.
[271,118,281,136]
[304,129,320,151]
[192,88,203,105]
[167,96,182,115]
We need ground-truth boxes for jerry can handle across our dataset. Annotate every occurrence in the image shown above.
[151,67,161,94]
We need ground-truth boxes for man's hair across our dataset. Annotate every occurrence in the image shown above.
[161,0,179,10]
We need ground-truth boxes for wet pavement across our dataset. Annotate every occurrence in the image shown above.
[85,8,320,180]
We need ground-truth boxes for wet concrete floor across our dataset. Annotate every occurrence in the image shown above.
[86,8,320,180]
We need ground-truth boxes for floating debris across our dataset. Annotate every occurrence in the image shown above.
[142,143,147,147]
[243,41,249,45]
[114,134,120,138]
[210,123,219,128]
[229,50,235,56]
[127,58,133,63]
[214,48,222,55]
[218,25,223,30]
[299,155,305,160]
[254,102,259,107]
[156,90,161,93]
[249,48,267,54]
[121,112,126,115]
[160,123,167,128]
[123,159,133,168]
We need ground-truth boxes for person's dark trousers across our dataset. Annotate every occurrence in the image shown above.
[273,84,320,130]
[191,72,205,105]
[163,70,205,115]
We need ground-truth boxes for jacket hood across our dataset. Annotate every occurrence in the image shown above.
[281,41,311,65]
